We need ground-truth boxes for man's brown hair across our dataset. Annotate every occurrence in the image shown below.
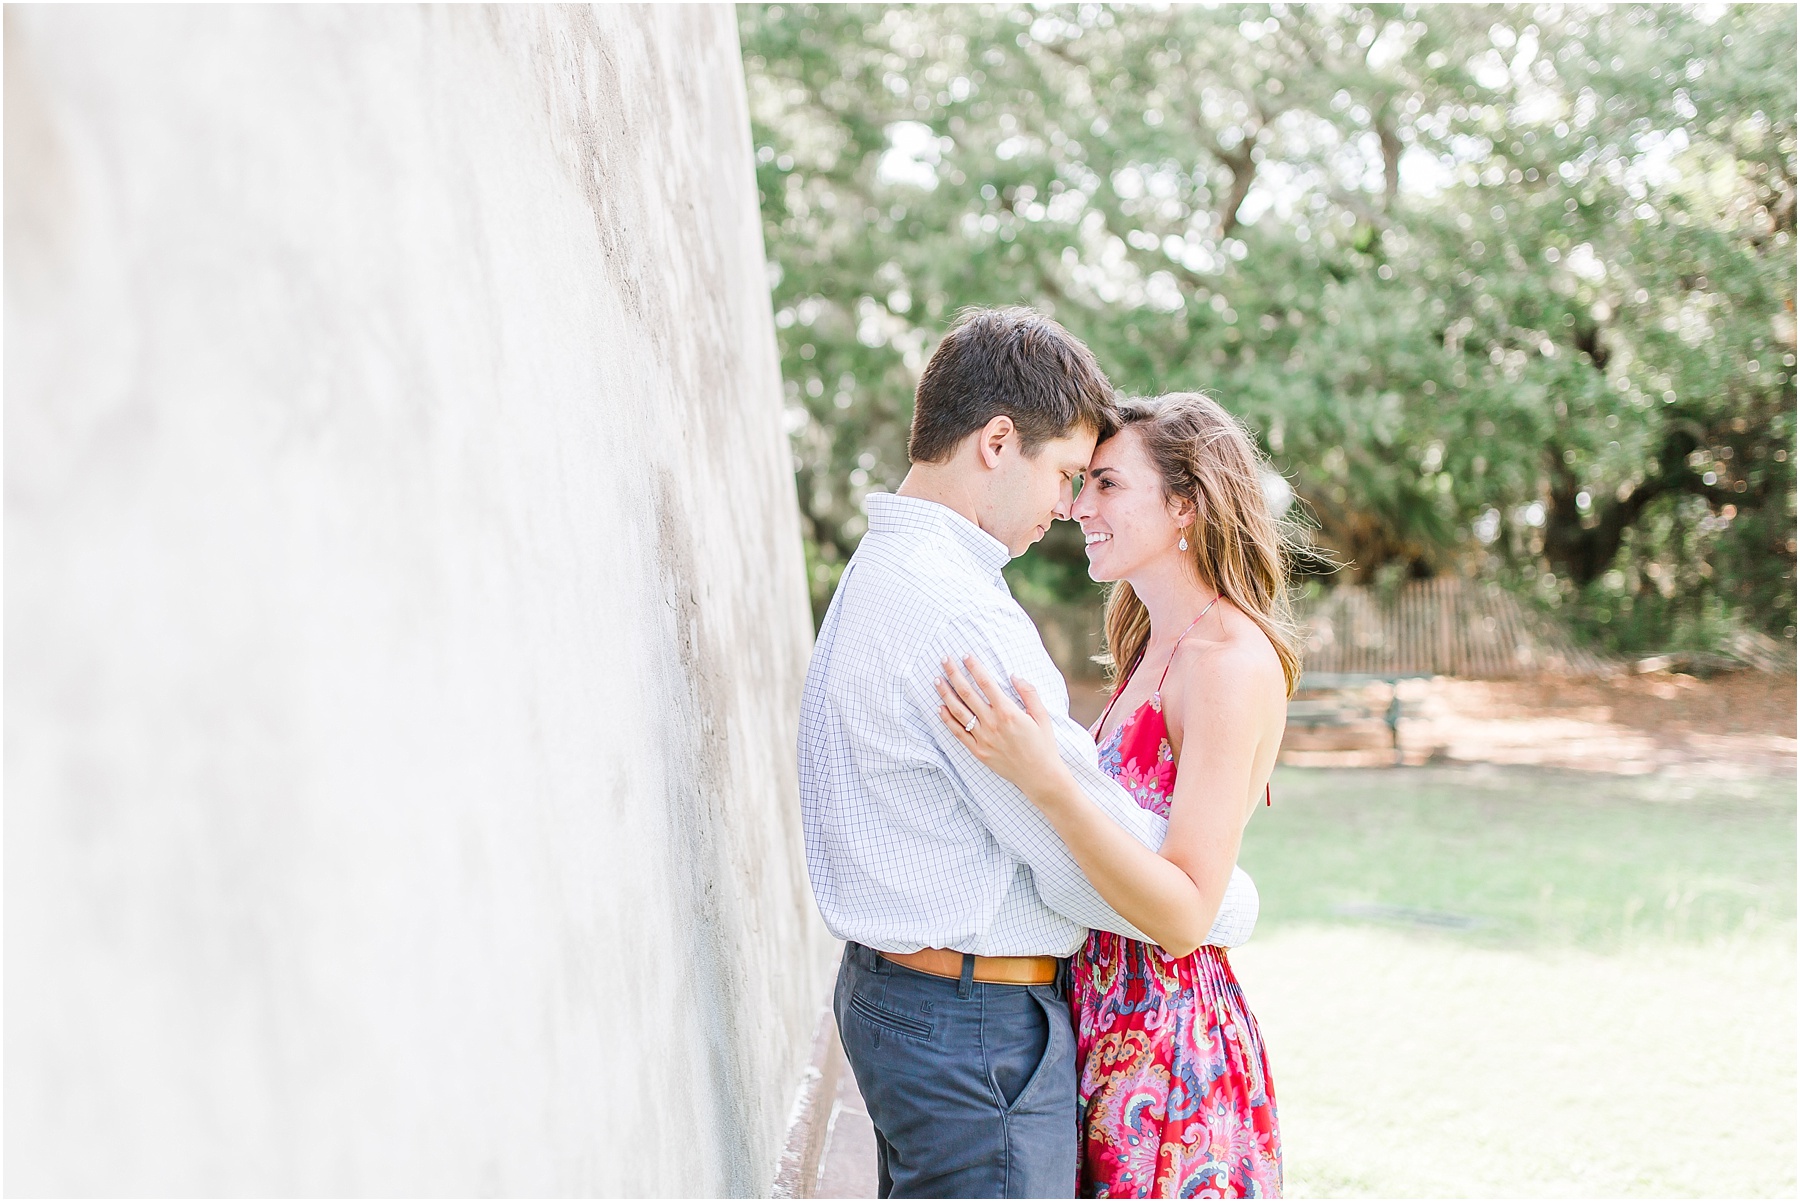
[907,307,1118,463]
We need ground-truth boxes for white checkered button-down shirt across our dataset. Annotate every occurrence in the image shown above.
[799,491,1258,957]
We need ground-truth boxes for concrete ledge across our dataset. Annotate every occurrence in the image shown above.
[771,1006,846,1198]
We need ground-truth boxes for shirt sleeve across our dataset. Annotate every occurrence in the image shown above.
[911,606,1257,946]
[1208,867,1258,948]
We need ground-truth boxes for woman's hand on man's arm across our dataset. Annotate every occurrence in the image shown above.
[934,655,1078,805]
[936,655,1217,956]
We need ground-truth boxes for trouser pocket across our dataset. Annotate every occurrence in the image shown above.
[989,985,1072,1116]
[834,951,1077,1198]
[849,989,934,1041]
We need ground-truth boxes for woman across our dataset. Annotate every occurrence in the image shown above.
[935,392,1300,1198]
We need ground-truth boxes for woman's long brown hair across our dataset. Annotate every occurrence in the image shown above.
[1100,393,1305,697]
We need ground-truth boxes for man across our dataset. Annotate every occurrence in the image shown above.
[798,308,1258,1198]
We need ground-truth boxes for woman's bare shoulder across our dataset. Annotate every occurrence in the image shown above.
[1167,607,1285,701]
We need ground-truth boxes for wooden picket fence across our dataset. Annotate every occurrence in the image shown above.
[1295,577,1617,679]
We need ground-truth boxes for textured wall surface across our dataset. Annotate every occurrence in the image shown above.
[6,5,832,1194]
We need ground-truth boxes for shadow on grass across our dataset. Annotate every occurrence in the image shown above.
[1242,765,1796,953]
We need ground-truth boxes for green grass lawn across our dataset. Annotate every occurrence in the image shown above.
[1231,766,1796,1198]
[1242,766,1795,952]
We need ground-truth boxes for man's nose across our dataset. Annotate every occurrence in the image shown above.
[1055,481,1075,520]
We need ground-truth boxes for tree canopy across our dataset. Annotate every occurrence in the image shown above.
[740,3,1796,655]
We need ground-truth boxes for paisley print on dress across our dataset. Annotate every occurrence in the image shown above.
[1073,698,1282,1199]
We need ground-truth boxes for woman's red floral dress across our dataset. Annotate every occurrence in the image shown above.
[1073,685,1282,1198]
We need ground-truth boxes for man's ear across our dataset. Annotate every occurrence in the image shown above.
[976,415,1016,469]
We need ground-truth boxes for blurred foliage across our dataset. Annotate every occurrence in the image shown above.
[740,3,1796,653]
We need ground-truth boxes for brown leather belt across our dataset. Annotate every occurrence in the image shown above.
[879,947,1059,986]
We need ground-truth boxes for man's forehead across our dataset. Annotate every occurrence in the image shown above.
[1041,428,1098,467]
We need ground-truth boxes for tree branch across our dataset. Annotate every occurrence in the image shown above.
[1542,422,1744,585]
[1216,139,1258,238]
[1375,99,1402,208]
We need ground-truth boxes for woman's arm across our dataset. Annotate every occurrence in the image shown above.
[908,621,1174,943]
[938,656,1222,956]
[1153,640,1284,938]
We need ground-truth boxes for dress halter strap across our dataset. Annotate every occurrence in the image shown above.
[1091,594,1273,808]
[1096,594,1222,735]
[1154,594,1221,695]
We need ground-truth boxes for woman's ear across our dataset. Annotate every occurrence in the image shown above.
[1168,493,1198,528]
[977,415,1016,469]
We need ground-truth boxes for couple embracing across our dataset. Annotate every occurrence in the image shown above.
[799,307,1295,1199]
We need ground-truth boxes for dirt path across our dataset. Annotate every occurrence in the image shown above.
[1281,671,1796,776]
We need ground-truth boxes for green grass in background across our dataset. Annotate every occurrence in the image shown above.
[1232,765,1796,1197]
[1241,766,1796,952]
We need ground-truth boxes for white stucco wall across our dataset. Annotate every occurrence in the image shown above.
[6,5,833,1194]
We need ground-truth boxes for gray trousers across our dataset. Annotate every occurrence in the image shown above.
[834,942,1077,1199]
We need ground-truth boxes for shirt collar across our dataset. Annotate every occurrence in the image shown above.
[863,492,1012,579]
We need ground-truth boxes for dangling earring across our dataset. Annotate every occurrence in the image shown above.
[1178,530,1189,552]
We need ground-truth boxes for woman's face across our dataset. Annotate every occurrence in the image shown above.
[1072,426,1189,583]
